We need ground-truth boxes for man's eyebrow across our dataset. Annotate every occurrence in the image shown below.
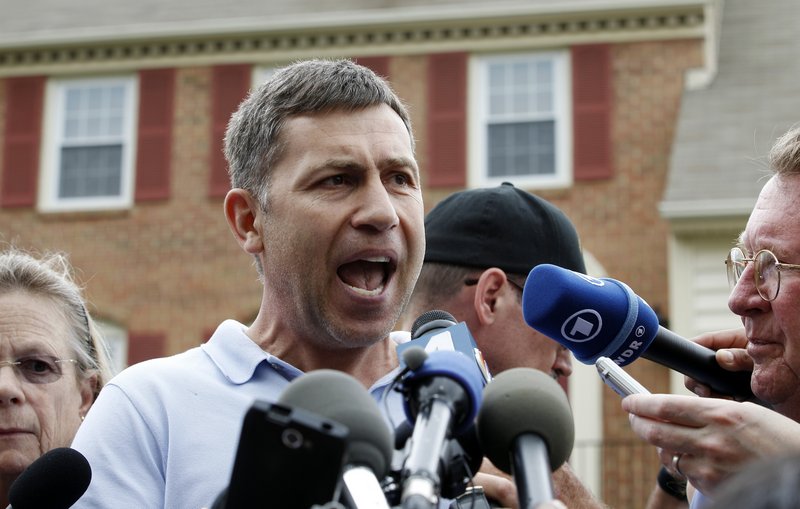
[735,232,746,249]
[316,159,365,171]
[315,156,419,176]
[378,156,419,176]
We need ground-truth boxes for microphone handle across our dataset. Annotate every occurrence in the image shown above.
[511,434,554,509]
[341,466,391,509]
[643,326,759,403]
[402,399,453,509]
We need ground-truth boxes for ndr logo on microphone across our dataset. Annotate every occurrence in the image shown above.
[560,309,602,343]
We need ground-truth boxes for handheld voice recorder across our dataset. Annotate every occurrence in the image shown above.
[595,356,651,397]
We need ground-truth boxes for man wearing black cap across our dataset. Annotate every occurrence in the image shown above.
[399,182,607,508]
[402,182,585,378]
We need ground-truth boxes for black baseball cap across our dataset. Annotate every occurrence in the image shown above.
[424,182,586,276]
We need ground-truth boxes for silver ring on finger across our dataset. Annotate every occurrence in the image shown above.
[672,453,685,478]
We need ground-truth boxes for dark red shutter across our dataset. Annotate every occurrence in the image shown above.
[209,64,251,198]
[1,76,45,207]
[426,53,467,188]
[127,331,166,365]
[352,56,391,80]
[572,44,613,180]
[135,69,176,201]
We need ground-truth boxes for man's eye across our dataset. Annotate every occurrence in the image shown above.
[325,175,352,186]
[390,173,413,187]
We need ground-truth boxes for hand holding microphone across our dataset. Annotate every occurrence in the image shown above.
[476,368,574,509]
[521,264,759,403]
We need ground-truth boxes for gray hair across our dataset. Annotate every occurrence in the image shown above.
[769,125,800,177]
[224,58,415,209]
[0,247,113,399]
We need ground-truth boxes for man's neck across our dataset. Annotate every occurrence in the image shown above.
[247,321,399,388]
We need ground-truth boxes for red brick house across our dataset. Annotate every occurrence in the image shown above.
[0,1,724,506]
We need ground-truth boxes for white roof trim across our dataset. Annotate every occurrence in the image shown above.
[0,0,708,48]
[0,1,708,77]
[659,197,756,219]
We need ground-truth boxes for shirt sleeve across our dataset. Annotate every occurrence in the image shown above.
[71,382,166,508]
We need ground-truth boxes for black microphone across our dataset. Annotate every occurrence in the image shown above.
[7,447,92,509]
[522,264,758,402]
[476,368,574,509]
[279,369,394,509]
[401,310,491,384]
[398,346,485,509]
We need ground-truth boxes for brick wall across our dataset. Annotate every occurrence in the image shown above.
[0,67,263,358]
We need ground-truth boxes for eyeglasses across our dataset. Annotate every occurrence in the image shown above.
[464,276,525,293]
[0,356,78,384]
[725,247,800,301]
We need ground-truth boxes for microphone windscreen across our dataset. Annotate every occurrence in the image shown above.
[9,447,92,509]
[477,368,574,474]
[401,346,428,371]
[401,350,485,436]
[279,369,393,476]
[410,309,457,339]
[522,264,659,365]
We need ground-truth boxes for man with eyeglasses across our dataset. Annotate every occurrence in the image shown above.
[399,182,607,508]
[622,124,800,509]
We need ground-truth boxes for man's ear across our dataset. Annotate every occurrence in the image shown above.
[224,188,264,255]
[472,268,507,326]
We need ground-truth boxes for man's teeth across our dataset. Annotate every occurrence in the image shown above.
[363,256,390,263]
[347,283,385,296]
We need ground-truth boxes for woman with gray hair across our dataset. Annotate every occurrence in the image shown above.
[0,246,112,506]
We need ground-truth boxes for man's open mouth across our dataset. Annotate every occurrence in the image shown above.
[337,256,394,296]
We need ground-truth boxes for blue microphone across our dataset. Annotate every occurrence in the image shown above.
[398,346,485,509]
[522,264,757,401]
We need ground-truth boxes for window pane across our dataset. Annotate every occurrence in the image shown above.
[62,83,127,139]
[487,58,556,119]
[487,121,555,177]
[59,145,123,198]
[65,89,83,112]
[107,114,124,137]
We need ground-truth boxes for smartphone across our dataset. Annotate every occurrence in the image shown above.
[595,356,651,397]
[225,400,349,509]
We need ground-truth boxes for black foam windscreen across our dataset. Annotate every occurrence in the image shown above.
[8,447,92,509]
[410,309,457,339]
[401,346,428,371]
[279,369,393,476]
[476,368,574,473]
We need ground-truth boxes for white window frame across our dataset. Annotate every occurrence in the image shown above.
[94,319,128,377]
[468,51,572,189]
[39,75,138,212]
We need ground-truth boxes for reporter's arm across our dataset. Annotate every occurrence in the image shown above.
[474,458,607,509]
[622,394,800,493]
[551,462,607,509]
[644,467,688,509]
